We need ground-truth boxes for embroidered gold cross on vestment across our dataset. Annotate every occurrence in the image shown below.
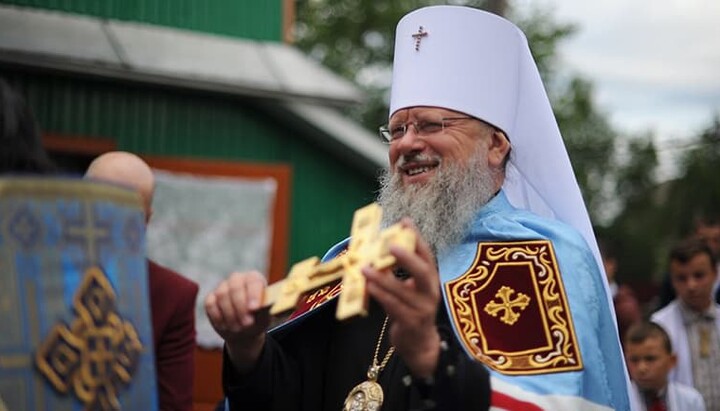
[484,286,531,325]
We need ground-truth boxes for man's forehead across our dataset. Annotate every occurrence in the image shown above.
[390,106,467,121]
[627,337,664,350]
[670,253,713,270]
[697,224,720,235]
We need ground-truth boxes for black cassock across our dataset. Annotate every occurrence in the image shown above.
[223,298,491,411]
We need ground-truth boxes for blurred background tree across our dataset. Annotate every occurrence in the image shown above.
[292,0,719,300]
[663,117,720,236]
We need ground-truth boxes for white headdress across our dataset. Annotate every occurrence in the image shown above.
[389,5,606,277]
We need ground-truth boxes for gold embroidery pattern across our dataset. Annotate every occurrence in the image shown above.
[306,249,348,312]
[483,286,530,325]
[445,241,583,375]
[306,282,343,312]
[35,266,143,410]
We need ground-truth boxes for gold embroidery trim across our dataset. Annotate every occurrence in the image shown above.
[35,266,144,410]
[445,240,583,375]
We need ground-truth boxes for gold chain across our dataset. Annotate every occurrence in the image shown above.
[368,316,395,381]
[343,316,395,410]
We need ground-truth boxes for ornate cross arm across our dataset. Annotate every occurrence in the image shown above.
[261,203,416,321]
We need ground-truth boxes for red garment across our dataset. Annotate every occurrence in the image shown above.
[148,259,199,411]
[647,396,667,411]
[614,284,642,342]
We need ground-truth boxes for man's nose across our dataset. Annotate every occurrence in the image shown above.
[686,277,701,290]
[394,124,424,150]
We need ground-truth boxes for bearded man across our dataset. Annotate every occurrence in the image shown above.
[205,6,631,411]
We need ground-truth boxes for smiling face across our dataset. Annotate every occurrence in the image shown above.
[387,106,507,188]
[378,106,510,254]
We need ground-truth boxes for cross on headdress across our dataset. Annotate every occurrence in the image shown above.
[412,26,428,51]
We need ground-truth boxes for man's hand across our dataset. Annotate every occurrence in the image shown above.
[362,218,441,378]
[204,271,270,373]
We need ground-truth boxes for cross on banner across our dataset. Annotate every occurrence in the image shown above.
[64,203,111,266]
[262,203,416,320]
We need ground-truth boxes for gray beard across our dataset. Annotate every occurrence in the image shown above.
[377,149,498,256]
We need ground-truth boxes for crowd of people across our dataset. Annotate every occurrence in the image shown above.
[604,227,720,411]
[3,4,718,411]
[601,216,720,410]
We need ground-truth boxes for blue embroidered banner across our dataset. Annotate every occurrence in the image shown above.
[0,177,157,411]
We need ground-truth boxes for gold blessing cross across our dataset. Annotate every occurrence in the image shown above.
[261,203,416,320]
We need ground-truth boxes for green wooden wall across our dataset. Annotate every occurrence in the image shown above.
[0,0,285,41]
[1,69,380,266]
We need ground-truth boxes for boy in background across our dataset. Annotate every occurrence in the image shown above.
[625,321,705,411]
[652,238,720,410]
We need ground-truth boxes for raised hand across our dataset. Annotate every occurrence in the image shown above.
[204,271,270,373]
[362,218,441,378]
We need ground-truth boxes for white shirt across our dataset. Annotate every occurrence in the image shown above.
[630,381,706,411]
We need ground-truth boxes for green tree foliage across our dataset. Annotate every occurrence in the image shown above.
[662,117,720,238]
[603,134,661,284]
[555,77,619,222]
[606,117,719,286]
[617,136,659,206]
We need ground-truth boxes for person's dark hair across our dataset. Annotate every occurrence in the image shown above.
[669,237,717,270]
[624,321,673,354]
[693,211,720,228]
[0,78,57,174]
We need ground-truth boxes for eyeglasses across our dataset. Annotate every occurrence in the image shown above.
[378,117,474,144]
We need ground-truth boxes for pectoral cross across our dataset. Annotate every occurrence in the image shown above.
[261,203,416,320]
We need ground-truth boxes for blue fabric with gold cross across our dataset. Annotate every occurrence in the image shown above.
[266,191,630,410]
[0,177,157,411]
[439,191,629,410]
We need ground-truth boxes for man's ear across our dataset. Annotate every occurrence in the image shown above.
[487,130,511,169]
